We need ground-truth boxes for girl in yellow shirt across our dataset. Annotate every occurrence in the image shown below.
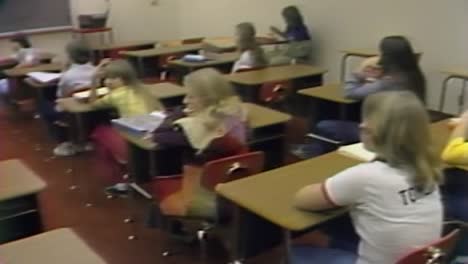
[81,59,164,194]
[441,113,468,222]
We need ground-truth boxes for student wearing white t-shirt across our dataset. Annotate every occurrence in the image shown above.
[231,22,268,73]
[0,34,41,94]
[293,91,443,264]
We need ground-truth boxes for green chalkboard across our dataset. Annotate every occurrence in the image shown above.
[0,0,71,35]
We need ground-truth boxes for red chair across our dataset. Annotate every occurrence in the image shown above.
[234,67,290,108]
[146,151,265,262]
[396,229,460,264]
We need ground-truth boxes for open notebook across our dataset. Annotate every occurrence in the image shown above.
[111,111,167,135]
[27,72,62,83]
[337,142,376,162]
[72,88,110,100]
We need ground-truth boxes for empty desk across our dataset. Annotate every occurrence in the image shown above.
[0,228,106,264]
[169,52,239,77]
[88,40,156,62]
[0,159,47,243]
[227,64,327,103]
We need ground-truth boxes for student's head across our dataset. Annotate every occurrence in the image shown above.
[360,91,442,191]
[378,36,426,102]
[102,60,140,89]
[235,22,256,52]
[282,5,304,28]
[183,68,236,114]
[66,41,91,65]
[9,34,31,51]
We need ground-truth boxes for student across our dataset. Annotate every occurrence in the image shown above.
[231,22,268,73]
[0,34,41,94]
[269,5,312,65]
[441,114,468,222]
[293,91,443,264]
[146,68,247,229]
[292,36,425,159]
[62,59,164,192]
[41,41,96,156]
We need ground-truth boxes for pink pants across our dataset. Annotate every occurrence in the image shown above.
[91,125,128,184]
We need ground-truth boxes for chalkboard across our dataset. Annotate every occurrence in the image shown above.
[0,0,71,35]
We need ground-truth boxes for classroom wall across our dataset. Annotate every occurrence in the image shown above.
[1,0,467,113]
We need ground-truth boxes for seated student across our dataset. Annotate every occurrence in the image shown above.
[39,41,97,156]
[269,5,312,65]
[146,68,248,227]
[292,36,425,159]
[293,91,443,264]
[441,114,468,222]
[0,34,42,94]
[231,22,268,73]
[60,59,164,192]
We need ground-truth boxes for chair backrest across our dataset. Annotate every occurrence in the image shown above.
[201,151,265,191]
[182,37,205,45]
[396,229,460,264]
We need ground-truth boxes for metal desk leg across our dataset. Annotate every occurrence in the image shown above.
[340,54,352,82]
[439,76,453,112]
[138,57,145,78]
[284,230,292,264]
[460,80,467,114]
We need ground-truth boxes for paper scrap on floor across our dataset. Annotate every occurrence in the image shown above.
[337,142,376,162]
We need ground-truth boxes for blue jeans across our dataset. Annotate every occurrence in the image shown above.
[297,120,360,159]
[291,215,359,264]
[291,246,357,264]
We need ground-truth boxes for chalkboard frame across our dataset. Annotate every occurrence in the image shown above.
[0,0,73,37]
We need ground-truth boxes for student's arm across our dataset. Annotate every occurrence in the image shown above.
[344,74,392,100]
[270,26,287,39]
[441,112,468,164]
[89,59,111,102]
[294,165,368,211]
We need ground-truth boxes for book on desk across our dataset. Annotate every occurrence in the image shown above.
[27,72,62,83]
[111,111,167,137]
[337,142,376,162]
[72,87,110,100]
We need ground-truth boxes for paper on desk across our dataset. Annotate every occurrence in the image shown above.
[72,87,110,99]
[337,142,376,162]
[111,111,167,133]
[182,54,208,62]
[27,72,62,83]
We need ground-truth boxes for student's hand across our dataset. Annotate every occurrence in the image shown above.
[142,131,154,141]
[97,58,112,69]
[270,26,281,35]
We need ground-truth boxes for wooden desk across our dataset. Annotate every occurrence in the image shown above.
[216,152,359,259]
[115,103,292,183]
[88,40,156,62]
[298,83,359,121]
[0,228,106,264]
[203,36,285,51]
[0,159,47,243]
[121,44,202,77]
[169,52,239,75]
[439,69,468,113]
[3,63,63,78]
[227,64,327,102]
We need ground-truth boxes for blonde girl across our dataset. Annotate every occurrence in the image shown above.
[292,91,442,264]
[231,22,268,73]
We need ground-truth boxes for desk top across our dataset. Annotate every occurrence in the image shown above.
[441,69,468,79]
[116,103,292,151]
[88,40,156,51]
[120,43,202,58]
[4,63,63,77]
[298,83,357,104]
[216,152,359,231]
[203,36,285,50]
[0,159,46,201]
[169,52,239,69]
[0,228,106,264]
[147,82,187,99]
[57,83,187,113]
[227,64,327,85]
[341,49,423,58]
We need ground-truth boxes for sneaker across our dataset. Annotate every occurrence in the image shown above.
[53,142,77,157]
[75,142,94,153]
[104,183,129,197]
